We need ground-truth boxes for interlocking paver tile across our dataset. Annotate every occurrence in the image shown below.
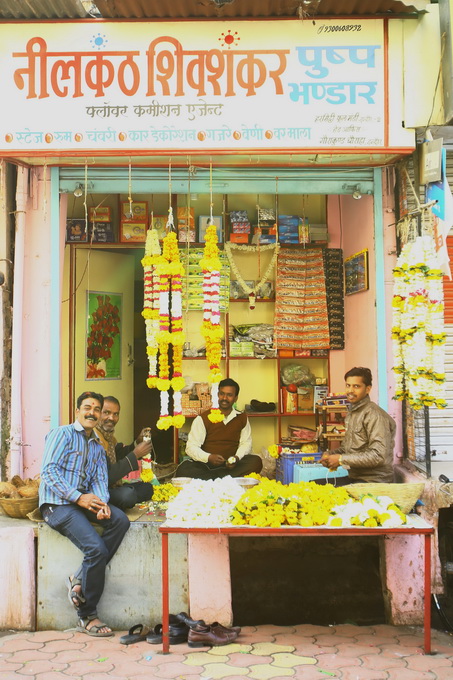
[0,660,26,673]
[394,636,425,648]
[40,640,85,653]
[256,626,296,637]
[335,625,375,637]
[197,661,251,678]
[227,652,273,666]
[340,666,387,680]
[293,668,334,679]
[311,653,360,669]
[328,644,381,658]
[0,639,43,653]
[386,669,435,679]
[405,655,453,671]
[371,625,406,638]
[207,643,253,655]
[184,651,229,665]
[152,660,207,678]
[19,659,67,675]
[58,659,114,675]
[378,644,416,658]
[247,664,294,679]
[52,650,102,663]
[4,649,55,663]
[24,632,71,643]
[353,634,397,646]
[34,673,73,680]
[250,643,296,656]
[271,652,316,668]
[293,625,335,637]
[0,673,31,680]
[358,653,407,670]
[430,667,453,680]
[74,675,126,680]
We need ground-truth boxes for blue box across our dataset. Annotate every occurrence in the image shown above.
[278,215,300,227]
[276,451,322,484]
[293,463,349,484]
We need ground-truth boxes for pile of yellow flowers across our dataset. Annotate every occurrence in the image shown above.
[151,483,179,503]
[231,478,351,527]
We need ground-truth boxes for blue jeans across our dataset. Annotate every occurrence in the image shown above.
[42,503,130,619]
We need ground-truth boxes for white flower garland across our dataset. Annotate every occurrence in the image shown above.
[224,242,279,304]
[392,235,447,409]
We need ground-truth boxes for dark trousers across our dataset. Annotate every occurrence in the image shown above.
[176,454,263,481]
[109,481,154,510]
[42,503,130,619]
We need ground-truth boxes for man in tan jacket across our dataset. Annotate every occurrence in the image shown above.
[320,367,396,484]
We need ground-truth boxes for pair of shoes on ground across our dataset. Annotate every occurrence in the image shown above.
[176,611,240,647]
[120,616,188,646]
[76,615,114,638]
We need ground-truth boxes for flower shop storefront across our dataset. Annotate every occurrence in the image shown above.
[1,14,445,630]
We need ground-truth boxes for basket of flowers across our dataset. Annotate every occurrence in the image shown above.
[343,482,425,514]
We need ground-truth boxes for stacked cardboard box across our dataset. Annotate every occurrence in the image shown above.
[323,248,345,349]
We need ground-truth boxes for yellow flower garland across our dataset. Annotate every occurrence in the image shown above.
[201,223,224,423]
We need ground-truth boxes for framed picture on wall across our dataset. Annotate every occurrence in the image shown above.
[344,249,369,295]
[86,292,122,380]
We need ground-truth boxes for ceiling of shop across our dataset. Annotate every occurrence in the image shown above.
[0,0,431,21]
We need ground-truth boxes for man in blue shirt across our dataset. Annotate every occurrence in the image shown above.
[39,391,130,637]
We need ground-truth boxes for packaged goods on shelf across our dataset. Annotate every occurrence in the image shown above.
[281,386,298,413]
[231,323,275,357]
[178,228,196,243]
[231,222,250,233]
[180,247,230,311]
[229,341,255,357]
[297,386,314,411]
[230,233,249,243]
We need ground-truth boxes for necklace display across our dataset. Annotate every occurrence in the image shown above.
[224,242,279,310]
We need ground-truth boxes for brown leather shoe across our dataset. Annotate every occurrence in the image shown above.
[188,623,239,648]
[211,621,241,635]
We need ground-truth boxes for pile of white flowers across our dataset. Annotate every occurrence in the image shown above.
[327,495,407,528]
[165,476,245,527]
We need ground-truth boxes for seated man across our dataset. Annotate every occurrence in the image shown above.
[95,396,154,510]
[319,367,396,485]
[177,378,263,480]
[39,391,130,637]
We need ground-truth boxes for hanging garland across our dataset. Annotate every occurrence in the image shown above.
[224,242,279,309]
[141,227,165,388]
[200,221,225,423]
[392,235,447,409]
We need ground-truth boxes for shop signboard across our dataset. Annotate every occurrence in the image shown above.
[0,19,414,154]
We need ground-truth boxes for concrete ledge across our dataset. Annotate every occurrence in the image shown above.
[0,516,36,630]
[37,521,189,630]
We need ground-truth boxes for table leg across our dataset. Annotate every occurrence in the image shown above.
[162,531,170,654]
[424,533,432,654]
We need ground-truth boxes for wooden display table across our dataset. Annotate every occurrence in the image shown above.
[159,519,434,654]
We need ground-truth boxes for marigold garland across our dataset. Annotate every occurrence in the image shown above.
[392,235,447,409]
[201,222,224,423]
[142,225,186,430]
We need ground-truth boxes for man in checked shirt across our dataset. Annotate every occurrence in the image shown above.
[39,391,130,638]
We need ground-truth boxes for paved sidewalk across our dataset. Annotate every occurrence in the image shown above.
[1,624,453,679]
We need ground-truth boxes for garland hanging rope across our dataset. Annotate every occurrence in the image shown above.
[224,242,279,309]
[201,162,224,422]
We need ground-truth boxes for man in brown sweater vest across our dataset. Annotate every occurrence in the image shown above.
[177,378,263,480]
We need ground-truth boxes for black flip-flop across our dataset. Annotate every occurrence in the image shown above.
[119,623,151,645]
[146,622,188,645]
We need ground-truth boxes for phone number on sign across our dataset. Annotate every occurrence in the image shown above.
[317,25,362,33]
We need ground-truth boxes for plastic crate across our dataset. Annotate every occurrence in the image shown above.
[293,463,349,484]
[275,451,322,484]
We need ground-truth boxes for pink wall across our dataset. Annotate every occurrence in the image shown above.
[327,193,378,394]
[21,168,52,477]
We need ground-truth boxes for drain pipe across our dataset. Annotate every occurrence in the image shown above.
[9,166,28,478]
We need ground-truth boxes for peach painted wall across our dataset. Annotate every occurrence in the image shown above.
[327,171,402,458]
[327,193,378,394]
[21,168,53,478]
